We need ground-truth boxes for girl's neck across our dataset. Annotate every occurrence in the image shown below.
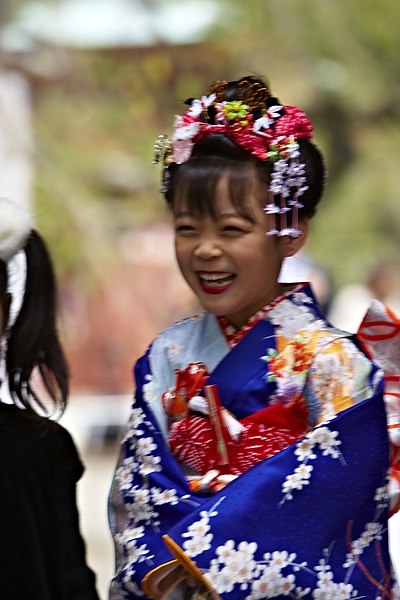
[217,283,300,348]
[222,282,292,330]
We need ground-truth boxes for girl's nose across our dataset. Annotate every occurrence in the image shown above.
[194,237,222,260]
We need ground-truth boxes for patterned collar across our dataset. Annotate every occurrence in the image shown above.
[216,283,307,349]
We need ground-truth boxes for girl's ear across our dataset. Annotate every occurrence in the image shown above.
[282,219,310,258]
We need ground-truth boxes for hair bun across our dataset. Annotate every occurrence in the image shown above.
[0,197,33,262]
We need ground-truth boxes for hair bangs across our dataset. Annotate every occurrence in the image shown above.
[169,158,267,222]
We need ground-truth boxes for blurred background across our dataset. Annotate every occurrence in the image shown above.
[1,0,400,597]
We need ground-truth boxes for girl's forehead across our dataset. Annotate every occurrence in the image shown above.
[173,173,263,213]
[174,192,237,214]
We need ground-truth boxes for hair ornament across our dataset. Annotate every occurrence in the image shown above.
[254,105,283,135]
[187,93,216,119]
[273,105,314,140]
[207,80,228,103]
[152,134,172,166]
[0,198,32,262]
[264,136,308,237]
[237,79,270,109]
[154,79,314,237]
[152,134,174,194]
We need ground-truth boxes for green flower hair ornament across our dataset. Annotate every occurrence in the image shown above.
[223,101,250,122]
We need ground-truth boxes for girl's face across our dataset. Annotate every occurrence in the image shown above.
[173,177,305,329]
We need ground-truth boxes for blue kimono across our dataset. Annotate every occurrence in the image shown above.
[109,284,398,600]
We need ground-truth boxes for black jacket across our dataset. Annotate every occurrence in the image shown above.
[0,402,100,600]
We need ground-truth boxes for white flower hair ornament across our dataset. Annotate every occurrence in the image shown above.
[153,79,314,237]
[0,197,32,262]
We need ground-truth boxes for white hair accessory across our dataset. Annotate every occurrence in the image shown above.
[7,250,27,330]
[0,197,32,262]
[0,198,32,403]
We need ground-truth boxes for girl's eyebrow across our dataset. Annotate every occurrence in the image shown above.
[174,211,248,220]
[174,211,193,218]
[216,212,244,220]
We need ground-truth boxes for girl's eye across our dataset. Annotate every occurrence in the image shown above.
[176,225,196,234]
[223,225,245,234]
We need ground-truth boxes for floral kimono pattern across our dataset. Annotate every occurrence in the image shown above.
[109,284,399,600]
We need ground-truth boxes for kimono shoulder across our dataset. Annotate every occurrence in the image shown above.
[298,323,379,425]
[134,312,228,438]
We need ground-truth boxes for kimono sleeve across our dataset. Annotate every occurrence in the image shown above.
[306,336,376,424]
[161,375,397,600]
[108,339,211,600]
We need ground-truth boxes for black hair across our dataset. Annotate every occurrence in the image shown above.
[0,261,8,325]
[0,260,7,298]
[1,230,69,418]
[165,75,326,226]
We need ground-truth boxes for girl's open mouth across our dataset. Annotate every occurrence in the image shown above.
[197,272,236,294]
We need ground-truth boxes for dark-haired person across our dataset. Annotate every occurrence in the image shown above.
[0,198,100,600]
[109,77,399,600]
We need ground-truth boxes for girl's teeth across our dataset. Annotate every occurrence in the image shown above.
[199,273,233,284]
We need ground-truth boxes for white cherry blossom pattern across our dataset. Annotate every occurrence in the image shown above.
[374,483,389,510]
[151,486,179,506]
[142,375,159,405]
[111,526,153,598]
[115,396,201,591]
[308,426,342,459]
[204,543,314,599]
[312,545,364,600]
[281,464,313,499]
[122,567,147,597]
[116,456,136,491]
[268,297,323,339]
[176,477,396,599]
[121,407,146,443]
[125,486,155,525]
[200,536,389,599]
[198,537,395,600]
[179,503,340,599]
[182,510,214,558]
[119,434,180,524]
[342,478,389,570]
[280,424,343,505]
[119,402,163,479]
[181,496,227,558]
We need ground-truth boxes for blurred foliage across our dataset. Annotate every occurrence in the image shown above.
[30,43,231,288]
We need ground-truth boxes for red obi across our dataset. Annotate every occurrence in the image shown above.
[163,363,308,477]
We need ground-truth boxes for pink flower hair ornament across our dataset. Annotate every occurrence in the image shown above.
[153,89,314,238]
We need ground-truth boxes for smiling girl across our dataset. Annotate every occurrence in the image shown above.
[109,76,398,600]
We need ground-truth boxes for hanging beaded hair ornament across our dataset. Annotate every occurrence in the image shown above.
[153,79,314,237]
